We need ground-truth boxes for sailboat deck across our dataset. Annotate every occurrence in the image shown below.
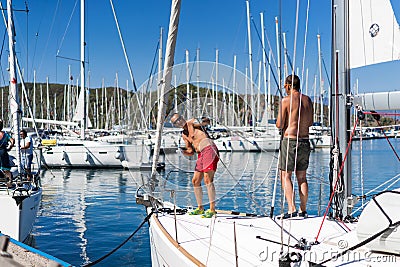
[150,207,399,266]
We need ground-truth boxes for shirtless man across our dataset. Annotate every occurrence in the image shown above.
[171,113,219,218]
[0,120,14,187]
[276,74,313,219]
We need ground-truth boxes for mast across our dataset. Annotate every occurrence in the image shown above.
[275,16,282,113]
[7,0,22,174]
[223,79,227,125]
[215,49,219,124]
[1,87,3,121]
[80,0,86,138]
[63,84,66,121]
[244,67,248,127]
[33,70,36,121]
[101,78,104,129]
[305,68,309,95]
[267,50,272,119]
[260,12,268,122]
[116,73,121,126]
[158,27,163,105]
[54,93,57,120]
[282,32,288,77]
[245,0,255,131]
[40,84,43,125]
[186,50,191,119]
[317,34,324,125]
[257,61,261,123]
[104,81,108,129]
[174,75,178,112]
[95,86,99,128]
[46,77,50,121]
[126,79,130,128]
[151,0,181,178]
[232,55,237,126]
[332,0,352,217]
[67,66,71,122]
[313,75,317,122]
[196,48,200,118]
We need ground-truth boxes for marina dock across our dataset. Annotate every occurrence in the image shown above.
[0,235,71,267]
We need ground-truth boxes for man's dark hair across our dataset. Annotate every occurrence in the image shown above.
[201,117,211,124]
[0,120,3,131]
[285,74,300,90]
[21,129,27,136]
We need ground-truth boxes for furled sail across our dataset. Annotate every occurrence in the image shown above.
[349,0,400,68]
[354,91,400,110]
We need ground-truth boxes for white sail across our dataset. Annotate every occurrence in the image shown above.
[349,0,400,68]
[354,91,400,110]
[72,88,92,128]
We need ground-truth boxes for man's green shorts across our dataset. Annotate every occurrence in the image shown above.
[279,138,311,171]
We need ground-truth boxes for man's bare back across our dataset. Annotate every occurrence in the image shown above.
[276,90,313,139]
[276,74,313,217]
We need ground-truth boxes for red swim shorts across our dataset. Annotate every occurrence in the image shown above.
[195,144,219,172]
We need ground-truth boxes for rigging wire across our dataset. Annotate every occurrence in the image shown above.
[250,16,280,91]
[143,39,160,128]
[28,0,51,82]
[109,0,147,128]
[321,55,332,89]
[315,117,359,242]
[320,206,400,265]
[359,119,364,208]
[281,0,301,254]
[0,29,8,86]
[300,0,310,84]
[369,111,400,161]
[24,1,29,80]
[56,0,79,58]
[37,0,61,77]
[0,3,10,87]
[351,173,400,215]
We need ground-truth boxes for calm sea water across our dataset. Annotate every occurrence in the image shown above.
[29,138,400,267]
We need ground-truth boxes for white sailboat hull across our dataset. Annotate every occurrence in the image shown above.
[120,142,153,169]
[40,140,125,168]
[249,135,280,152]
[211,125,283,152]
[313,134,332,148]
[214,136,261,152]
[149,212,200,267]
[145,132,181,154]
[0,187,42,242]
[147,202,400,266]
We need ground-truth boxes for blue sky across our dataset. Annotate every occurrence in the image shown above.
[1,0,399,94]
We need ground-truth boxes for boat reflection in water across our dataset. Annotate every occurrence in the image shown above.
[33,168,152,266]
